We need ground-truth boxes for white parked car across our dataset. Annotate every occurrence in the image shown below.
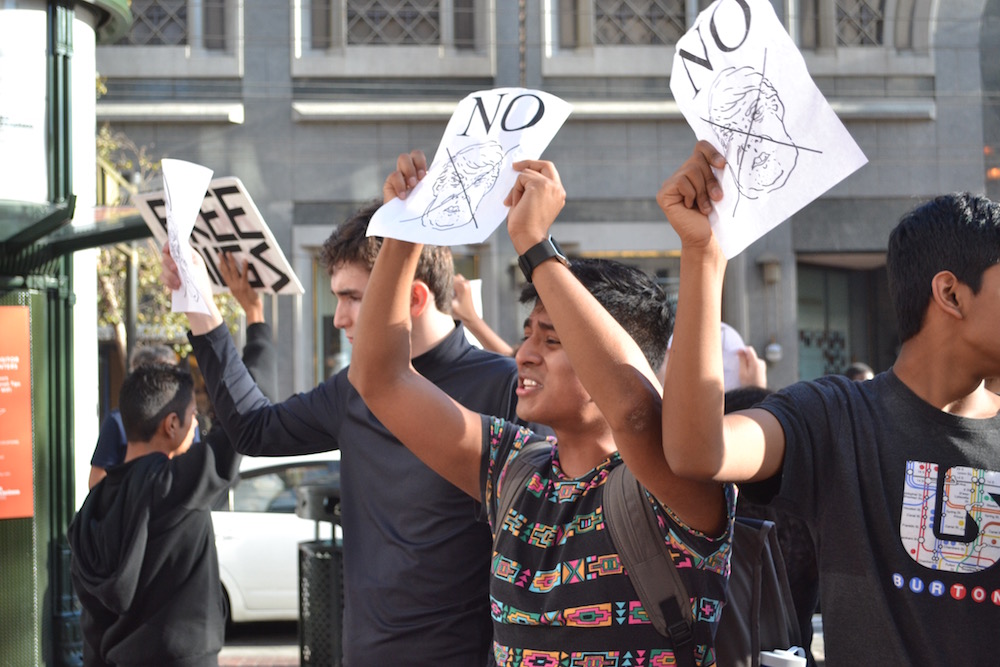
[212,452,341,623]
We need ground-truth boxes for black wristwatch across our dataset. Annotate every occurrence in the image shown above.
[518,236,570,283]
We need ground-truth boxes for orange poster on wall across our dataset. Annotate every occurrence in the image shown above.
[0,306,34,520]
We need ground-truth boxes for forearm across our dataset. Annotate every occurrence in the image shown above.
[348,239,420,397]
[461,315,514,356]
[661,239,728,479]
[187,301,224,336]
[189,324,317,457]
[242,322,278,402]
[349,239,483,496]
[529,258,662,438]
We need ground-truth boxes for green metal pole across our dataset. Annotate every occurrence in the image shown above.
[48,2,80,664]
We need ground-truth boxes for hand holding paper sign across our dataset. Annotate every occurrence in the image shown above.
[162,158,215,314]
[669,0,867,258]
[383,150,429,204]
[657,141,728,251]
[160,242,224,335]
[369,88,572,246]
[504,160,566,254]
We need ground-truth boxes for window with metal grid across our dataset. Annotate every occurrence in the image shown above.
[835,0,884,46]
[346,0,442,45]
[309,0,476,50]
[115,0,228,50]
[592,0,686,45]
[117,0,188,46]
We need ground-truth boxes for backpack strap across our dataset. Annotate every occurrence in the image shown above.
[494,440,551,532]
[604,464,697,667]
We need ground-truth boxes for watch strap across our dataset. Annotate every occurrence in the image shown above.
[518,236,569,283]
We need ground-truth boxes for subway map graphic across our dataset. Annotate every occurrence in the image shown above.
[901,460,1000,572]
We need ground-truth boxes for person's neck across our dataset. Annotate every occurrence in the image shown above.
[893,337,1000,418]
[550,414,617,478]
[124,439,174,464]
[409,307,457,359]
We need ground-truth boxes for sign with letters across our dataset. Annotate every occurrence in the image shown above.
[670,0,868,258]
[0,306,34,520]
[369,88,573,246]
[134,174,305,300]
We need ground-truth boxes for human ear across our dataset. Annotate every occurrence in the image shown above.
[930,271,964,321]
[410,280,432,317]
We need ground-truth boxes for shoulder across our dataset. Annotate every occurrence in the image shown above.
[457,344,517,372]
[761,373,869,415]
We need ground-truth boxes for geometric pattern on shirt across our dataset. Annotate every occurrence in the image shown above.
[495,645,697,666]
[492,644,687,667]
[502,507,605,547]
[491,594,637,628]
[492,551,626,591]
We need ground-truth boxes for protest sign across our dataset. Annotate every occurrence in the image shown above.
[135,171,305,303]
[670,0,868,257]
[369,88,573,245]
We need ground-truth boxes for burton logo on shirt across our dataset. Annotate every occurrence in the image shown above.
[899,460,1000,574]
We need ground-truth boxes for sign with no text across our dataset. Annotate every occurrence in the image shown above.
[0,306,34,520]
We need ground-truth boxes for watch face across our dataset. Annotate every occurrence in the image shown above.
[519,237,564,282]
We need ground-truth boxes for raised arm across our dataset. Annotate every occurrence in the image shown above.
[218,252,264,324]
[507,161,725,532]
[161,243,331,456]
[452,274,514,356]
[218,252,278,401]
[659,141,785,483]
[348,151,484,497]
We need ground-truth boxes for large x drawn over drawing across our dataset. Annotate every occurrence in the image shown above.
[702,50,821,208]
[402,140,513,231]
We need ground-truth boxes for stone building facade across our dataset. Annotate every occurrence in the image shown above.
[96,0,998,393]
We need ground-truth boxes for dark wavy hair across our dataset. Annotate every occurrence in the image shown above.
[520,257,673,370]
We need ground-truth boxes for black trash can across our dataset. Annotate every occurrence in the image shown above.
[296,485,344,666]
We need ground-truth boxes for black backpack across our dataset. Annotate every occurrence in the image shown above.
[497,442,801,667]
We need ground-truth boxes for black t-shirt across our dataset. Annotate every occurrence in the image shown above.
[756,370,1000,665]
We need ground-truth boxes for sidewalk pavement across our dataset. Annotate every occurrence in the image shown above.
[219,645,298,667]
[217,615,826,666]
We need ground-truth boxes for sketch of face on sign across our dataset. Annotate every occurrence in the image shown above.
[708,66,798,201]
[403,140,516,232]
[670,0,867,259]
[368,87,572,246]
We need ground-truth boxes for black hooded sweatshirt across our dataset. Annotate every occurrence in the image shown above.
[68,323,273,667]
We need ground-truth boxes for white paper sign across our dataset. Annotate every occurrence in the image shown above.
[462,278,485,348]
[368,88,573,245]
[161,159,215,314]
[670,0,868,258]
[135,175,305,297]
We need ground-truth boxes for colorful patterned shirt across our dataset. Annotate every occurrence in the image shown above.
[481,416,735,666]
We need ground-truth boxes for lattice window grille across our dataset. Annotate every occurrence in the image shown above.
[118,0,188,46]
[836,0,883,46]
[593,0,686,46]
[347,0,442,46]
